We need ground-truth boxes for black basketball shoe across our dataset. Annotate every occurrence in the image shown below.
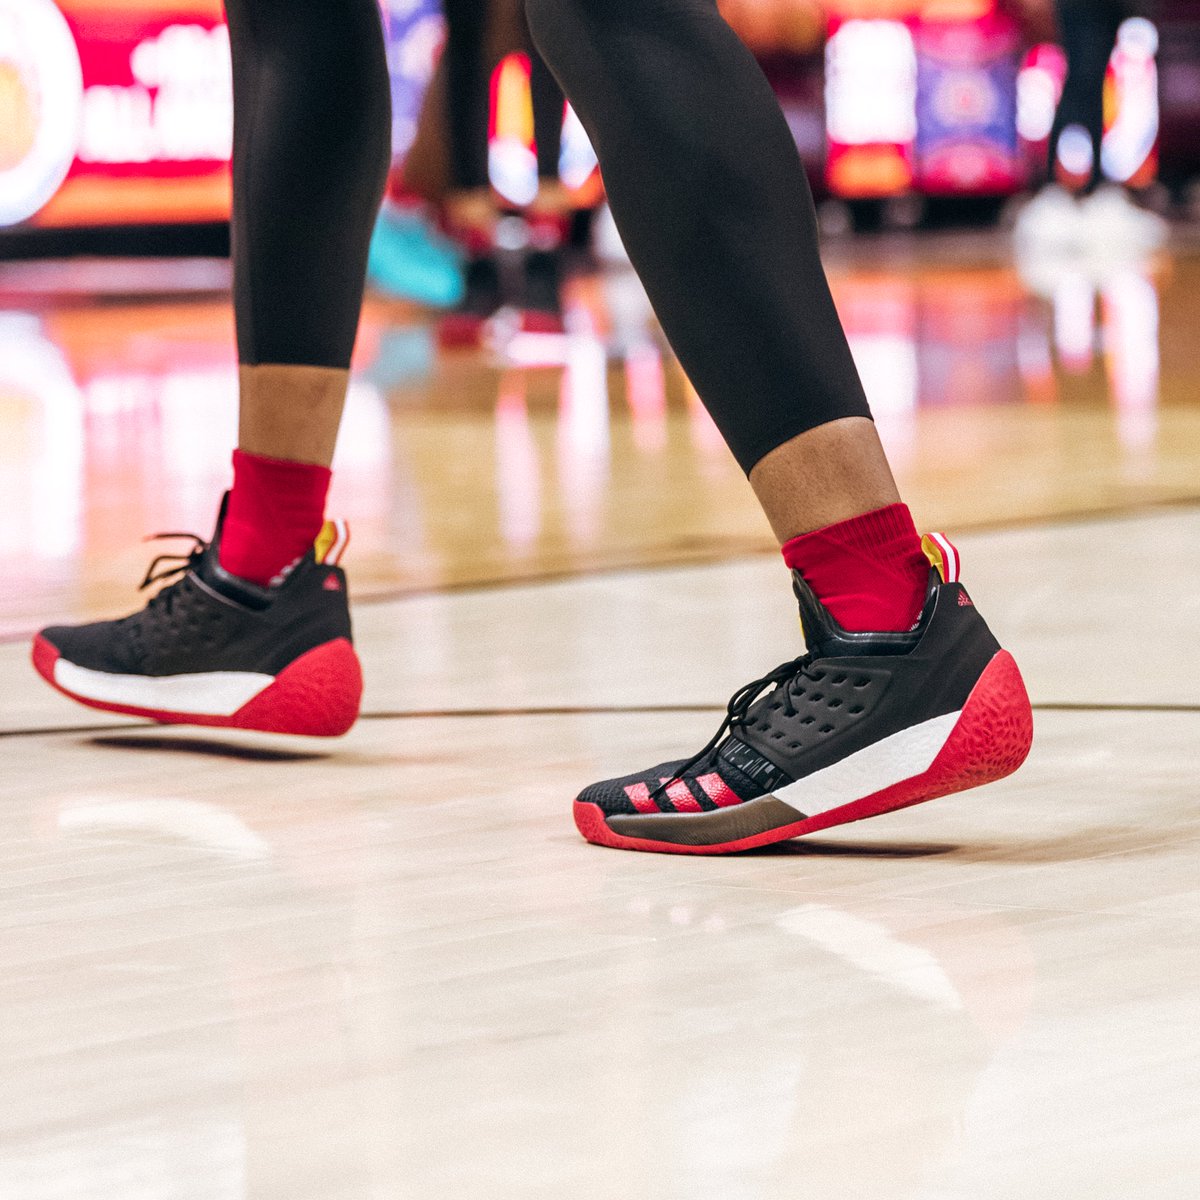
[574,535,1034,854]
[517,248,566,334]
[438,254,503,348]
[32,500,362,736]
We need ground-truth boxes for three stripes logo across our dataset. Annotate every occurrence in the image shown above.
[624,773,744,814]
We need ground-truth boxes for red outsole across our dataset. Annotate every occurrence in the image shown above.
[31,634,363,737]
[518,311,567,335]
[437,313,487,349]
[575,649,1034,855]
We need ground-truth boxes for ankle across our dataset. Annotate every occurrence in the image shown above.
[219,450,332,587]
[781,503,929,633]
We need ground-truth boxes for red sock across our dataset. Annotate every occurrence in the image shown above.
[219,450,332,586]
[781,503,929,633]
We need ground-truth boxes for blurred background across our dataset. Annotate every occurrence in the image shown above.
[4,0,1200,637]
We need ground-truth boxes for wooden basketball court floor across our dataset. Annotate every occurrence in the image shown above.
[1,234,1198,1198]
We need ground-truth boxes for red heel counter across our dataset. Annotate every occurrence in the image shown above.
[233,638,363,737]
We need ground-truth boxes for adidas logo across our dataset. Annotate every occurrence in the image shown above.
[323,573,343,592]
[958,592,974,608]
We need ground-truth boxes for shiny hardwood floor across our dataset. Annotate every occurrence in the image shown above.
[2,232,1199,1198]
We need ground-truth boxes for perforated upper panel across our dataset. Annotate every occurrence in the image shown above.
[738,664,895,763]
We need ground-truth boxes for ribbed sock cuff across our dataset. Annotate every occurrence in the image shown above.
[219,450,332,587]
[781,503,929,633]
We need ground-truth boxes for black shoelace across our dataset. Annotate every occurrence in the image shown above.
[137,533,208,615]
[649,653,814,805]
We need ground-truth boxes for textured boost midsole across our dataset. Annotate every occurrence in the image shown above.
[54,660,274,716]
[608,709,962,844]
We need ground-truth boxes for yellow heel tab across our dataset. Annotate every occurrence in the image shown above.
[314,519,350,566]
[921,532,960,584]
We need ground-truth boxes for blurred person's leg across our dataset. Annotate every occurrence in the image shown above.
[526,0,1033,851]
[441,0,496,234]
[522,18,571,325]
[1048,0,1125,191]
[439,0,506,339]
[32,0,391,735]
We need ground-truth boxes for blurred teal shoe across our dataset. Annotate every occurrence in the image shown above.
[367,206,464,308]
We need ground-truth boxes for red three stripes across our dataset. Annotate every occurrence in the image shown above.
[624,773,743,813]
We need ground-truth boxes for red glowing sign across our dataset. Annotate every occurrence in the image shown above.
[0,0,231,229]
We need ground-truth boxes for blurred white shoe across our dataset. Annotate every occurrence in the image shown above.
[1013,185,1085,249]
[1080,186,1168,254]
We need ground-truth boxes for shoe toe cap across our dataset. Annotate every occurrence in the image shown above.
[36,620,135,674]
[36,625,76,658]
[576,761,688,816]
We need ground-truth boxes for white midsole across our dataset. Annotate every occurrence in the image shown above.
[773,709,961,818]
[54,660,274,716]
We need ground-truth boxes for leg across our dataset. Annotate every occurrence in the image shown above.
[32,0,390,735]
[440,0,497,232]
[524,0,1033,851]
[223,0,391,578]
[437,0,506,343]
[526,0,908,601]
[520,10,571,326]
[228,0,391,464]
[525,0,886,518]
[1049,0,1123,191]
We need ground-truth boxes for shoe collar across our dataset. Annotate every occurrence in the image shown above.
[194,492,282,610]
[790,568,939,659]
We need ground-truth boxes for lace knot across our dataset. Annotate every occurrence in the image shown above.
[137,533,208,618]
[649,653,812,804]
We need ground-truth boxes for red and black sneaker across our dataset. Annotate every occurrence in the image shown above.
[437,255,503,349]
[517,248,566,335]
[31,500,362,736]
[574,535,1034,854]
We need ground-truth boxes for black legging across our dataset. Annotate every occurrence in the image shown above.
[225,0,392,369]
[225,0,871,473]
[442,0,565,189]
[1048,0,1131,191]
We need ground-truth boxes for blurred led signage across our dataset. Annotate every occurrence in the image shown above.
[1,0,230,229]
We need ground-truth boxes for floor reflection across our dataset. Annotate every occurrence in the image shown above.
[2,236,1197,636]
[8,757,1036,1200]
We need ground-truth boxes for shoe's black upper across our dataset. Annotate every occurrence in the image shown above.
[40,512,352,678]
[522,249,564,315]
[579,569,1001,817]
[457,255,503,319]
